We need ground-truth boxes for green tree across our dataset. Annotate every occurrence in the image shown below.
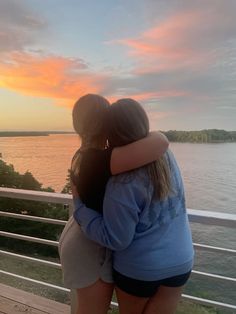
[0,159,68,256]
[163,129,236,143]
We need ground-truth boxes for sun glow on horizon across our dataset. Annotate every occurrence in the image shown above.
[1,0,236,131]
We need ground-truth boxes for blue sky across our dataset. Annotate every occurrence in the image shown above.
[0,0,235,131]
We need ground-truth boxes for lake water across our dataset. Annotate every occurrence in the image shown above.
[0,134,235,214]
[0,134,236,307]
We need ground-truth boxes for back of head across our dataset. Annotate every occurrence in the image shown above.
[108,98,149,147]
[71,94,110,189]
[108,98,171,200]
[72,94,110,141]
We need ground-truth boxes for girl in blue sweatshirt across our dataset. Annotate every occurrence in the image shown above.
[59,94,169,314]
[73,98,194,314]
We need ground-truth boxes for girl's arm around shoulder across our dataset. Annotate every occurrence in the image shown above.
[110,131,169,175]
[73,178,146,251]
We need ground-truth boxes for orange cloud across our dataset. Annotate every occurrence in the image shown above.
[0,51,189,107]
[0,52,108,106]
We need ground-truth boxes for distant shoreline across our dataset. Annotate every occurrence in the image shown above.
[0,129,236,143]
[163,129,236,143]
[0,131,74,137]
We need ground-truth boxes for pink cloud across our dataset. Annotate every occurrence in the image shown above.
[116,6,234,74]
[107,90,188,104]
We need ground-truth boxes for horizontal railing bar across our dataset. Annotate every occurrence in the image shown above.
[0,211,67,225]
[0,231,58,247]
[1,268,235,311]
[1,188,236,228]
[110,301,118,308]
[112,295,236,310]
[193,243,236,255]
[182,293,236,310]
[188,208,236,228]
[0,250,61,269]
[0,270,69,292]
[1,229,235,255]
[0,187,236,228]
[0,187,73,205]
[1,218,235,255]
[192,270,236,282]
[1,249,235,283]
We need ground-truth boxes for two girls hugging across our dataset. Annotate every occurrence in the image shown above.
[59,94,194,314]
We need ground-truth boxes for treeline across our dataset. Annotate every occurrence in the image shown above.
[163,129,236,143]
[0,131,74,137]
[1,130,236,142]
[0,159,70,257]
[0,131,49,137]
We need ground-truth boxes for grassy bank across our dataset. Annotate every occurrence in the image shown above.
[1,251,235,314]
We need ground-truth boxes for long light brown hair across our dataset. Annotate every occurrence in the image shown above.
[108,98,171,200]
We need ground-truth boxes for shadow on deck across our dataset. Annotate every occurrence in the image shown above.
[0,283,69,314]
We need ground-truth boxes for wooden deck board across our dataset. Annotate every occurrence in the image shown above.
[0,295,44,314]
[0,283,70,314]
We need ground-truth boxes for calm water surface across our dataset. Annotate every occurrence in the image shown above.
[0,134,236,306]
[0,134,235,214]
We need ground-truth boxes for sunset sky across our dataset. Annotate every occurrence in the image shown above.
[0,0,235,131]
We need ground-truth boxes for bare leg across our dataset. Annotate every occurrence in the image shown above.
[143,285,183,314]
[76,279,114,314]
[115,286,149,314]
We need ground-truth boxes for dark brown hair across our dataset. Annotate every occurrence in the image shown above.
[71,94,110,182]
[72,94,110,145]
[108,98,171,200]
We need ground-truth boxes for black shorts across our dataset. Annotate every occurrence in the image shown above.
[113,269,191,298]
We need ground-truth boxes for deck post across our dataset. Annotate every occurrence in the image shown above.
[68,203,74,217]
[68,203,78,314]
[70,288,78,314]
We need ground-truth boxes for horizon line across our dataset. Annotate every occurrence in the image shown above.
[0,129,235,133]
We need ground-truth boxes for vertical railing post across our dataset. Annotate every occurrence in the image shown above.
[68,202,77,314]
[70,288,78,314]
[68,202,74,217]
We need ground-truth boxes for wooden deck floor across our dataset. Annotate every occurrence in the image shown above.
[0,283,70,314]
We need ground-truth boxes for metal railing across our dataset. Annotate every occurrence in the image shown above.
[0,187,236,313]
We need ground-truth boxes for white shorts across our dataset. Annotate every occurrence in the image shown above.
[58,216,113,289]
